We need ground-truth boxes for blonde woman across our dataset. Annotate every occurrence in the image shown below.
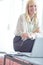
[13,0,40,52]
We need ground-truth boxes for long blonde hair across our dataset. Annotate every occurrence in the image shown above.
[25,0,37,24]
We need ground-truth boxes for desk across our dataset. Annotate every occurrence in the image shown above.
[4,54,40,65]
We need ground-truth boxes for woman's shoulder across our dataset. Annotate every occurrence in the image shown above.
[17,13,25,23]
[19,13,26,19]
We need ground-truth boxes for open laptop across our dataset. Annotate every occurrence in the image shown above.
[15,37,43,58]
[31,37,43,57]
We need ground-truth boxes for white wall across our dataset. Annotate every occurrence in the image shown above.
[37,0,43,31]
[0,0,22,53]
[0,0,10,52]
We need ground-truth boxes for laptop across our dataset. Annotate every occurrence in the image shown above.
[31,37,43,57]
[15,37,43,58]
[21,37,43,58]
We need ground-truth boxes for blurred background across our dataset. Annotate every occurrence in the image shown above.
[0,0,43,53]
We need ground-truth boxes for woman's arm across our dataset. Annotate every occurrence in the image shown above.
[33,27,40,33]
[33,21,40,33]
[15,15,29,39]
[15,15,23,36]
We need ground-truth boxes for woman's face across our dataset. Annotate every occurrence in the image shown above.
[28,3,37,16]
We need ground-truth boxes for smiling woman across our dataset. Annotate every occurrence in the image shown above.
[13,0,40,52]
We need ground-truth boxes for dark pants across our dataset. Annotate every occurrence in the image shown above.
[13,36,35,52]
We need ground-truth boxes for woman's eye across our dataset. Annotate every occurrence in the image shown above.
[30,5,33,7]
[35,5,36,7]
[30,5,36,7]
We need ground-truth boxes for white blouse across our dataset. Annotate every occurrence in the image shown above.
[15,14,39,40]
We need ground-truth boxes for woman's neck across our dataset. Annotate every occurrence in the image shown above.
[29,14,34,21]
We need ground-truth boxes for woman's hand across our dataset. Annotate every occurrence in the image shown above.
[21,33,28,39]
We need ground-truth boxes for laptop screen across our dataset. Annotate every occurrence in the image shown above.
[31,37,43,57]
